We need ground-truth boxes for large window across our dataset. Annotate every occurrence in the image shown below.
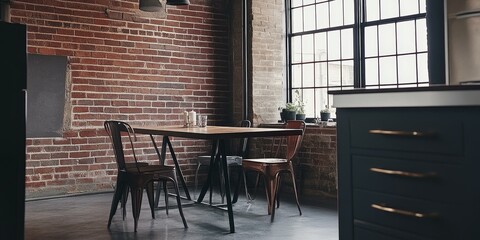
[288,0,428,118]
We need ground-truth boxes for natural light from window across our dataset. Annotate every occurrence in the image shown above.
[288,0,428,118]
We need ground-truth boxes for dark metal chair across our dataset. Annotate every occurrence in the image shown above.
[104,120,188,232]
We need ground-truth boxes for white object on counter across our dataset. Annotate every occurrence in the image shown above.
[189,110,196,126]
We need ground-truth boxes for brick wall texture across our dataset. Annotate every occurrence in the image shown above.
[11,0,230,198]
[11,0,338,199]
[250,0,285,125]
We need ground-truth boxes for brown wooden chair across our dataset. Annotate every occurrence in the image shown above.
[242,120,306,222]
[104,120,188,232]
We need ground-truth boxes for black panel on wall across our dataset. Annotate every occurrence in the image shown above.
[27,54,67,138]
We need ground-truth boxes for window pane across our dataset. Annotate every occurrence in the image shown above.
[292,0,302,8]
[303,89,314,117]
[304,0,315,5]
[315,88,328,117]
[341,28,353,59]
[292,36,302,63]
[304,5,316,32]
[365,0,380,21]
[417,53,428,83]
[344,0,355,25]
[302,34,314,62]
[397,21,416,54]
[365,58,379,86]
[328,31,341,60]
[380,0,399,19]
[292,64,302,88]
[330,0,343,27]
[329,61,341,86]
[303,63,315,87]
[315,32,327,61]
[379,56,397,85]
[364,26,378,57]
[316,3,329,29]
[315,62,328,86]
[416,19,427,52]
[292,8,303,33]
[400,0,419,16]
[378,23,396,56]
[398,54,416,84]
[419,0,426,13]
[342,60,354,86]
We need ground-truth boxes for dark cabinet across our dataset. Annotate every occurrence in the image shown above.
[0,21,27,239]
[337,107,480,240]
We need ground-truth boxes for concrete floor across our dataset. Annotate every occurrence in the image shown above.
[25,190,338,240]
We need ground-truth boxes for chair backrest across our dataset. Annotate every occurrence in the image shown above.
[104,120,140,173]
[238,120,252,157]
[284,120,306,161]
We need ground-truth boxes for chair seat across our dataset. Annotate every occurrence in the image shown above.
[242,158,287,164]
[125,164,175,174]
[197,155,242,165]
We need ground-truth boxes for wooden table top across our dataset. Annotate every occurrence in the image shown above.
[132,125,303,139]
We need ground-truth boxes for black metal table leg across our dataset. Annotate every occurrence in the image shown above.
[219,139,235,233]
[164,136,192,200]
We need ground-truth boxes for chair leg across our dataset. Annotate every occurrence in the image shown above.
[271,173,281,223]
[130,185,144,232]
[289,164,302,216]
[163,181,169,215]
[265,175,277,216]
[154,181,162,208]
[242,168,252,202]
[250,172,261,200]
[108,178,126,228]
[194,162,201,199]
[146,181,155,219]
[171,177,188,228]
[121,186,129,220]
[276,175,281,209]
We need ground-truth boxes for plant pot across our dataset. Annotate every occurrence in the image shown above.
[279,111,285,122]
[295,113,306,121]
[320,112,330,121]
[283,110,296,121]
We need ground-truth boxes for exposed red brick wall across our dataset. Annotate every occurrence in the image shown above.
[10,0,230,198]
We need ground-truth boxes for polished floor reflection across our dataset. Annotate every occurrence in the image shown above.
[25,191,338,240]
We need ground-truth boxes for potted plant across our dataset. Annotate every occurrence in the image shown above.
[294,90,306,121]
[283,102,297,121]
[320,105,331,121]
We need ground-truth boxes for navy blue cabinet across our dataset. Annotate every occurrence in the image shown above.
[337,107,480,240]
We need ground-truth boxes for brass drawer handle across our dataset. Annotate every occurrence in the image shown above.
[370,167,436,178]
[371,203,438,219]
[368,129,434,137]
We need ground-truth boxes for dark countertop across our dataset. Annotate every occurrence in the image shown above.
[328,84,480,95]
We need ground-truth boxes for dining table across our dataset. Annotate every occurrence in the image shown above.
[131,124,304,233]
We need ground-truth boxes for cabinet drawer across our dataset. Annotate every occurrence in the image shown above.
[352,155,464,204]
[353,190,462,239]
[354,225,431,240]
[349,111,463,155]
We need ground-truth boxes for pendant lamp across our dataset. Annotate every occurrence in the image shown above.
[139,0,162,12]
[166,0,190,5]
